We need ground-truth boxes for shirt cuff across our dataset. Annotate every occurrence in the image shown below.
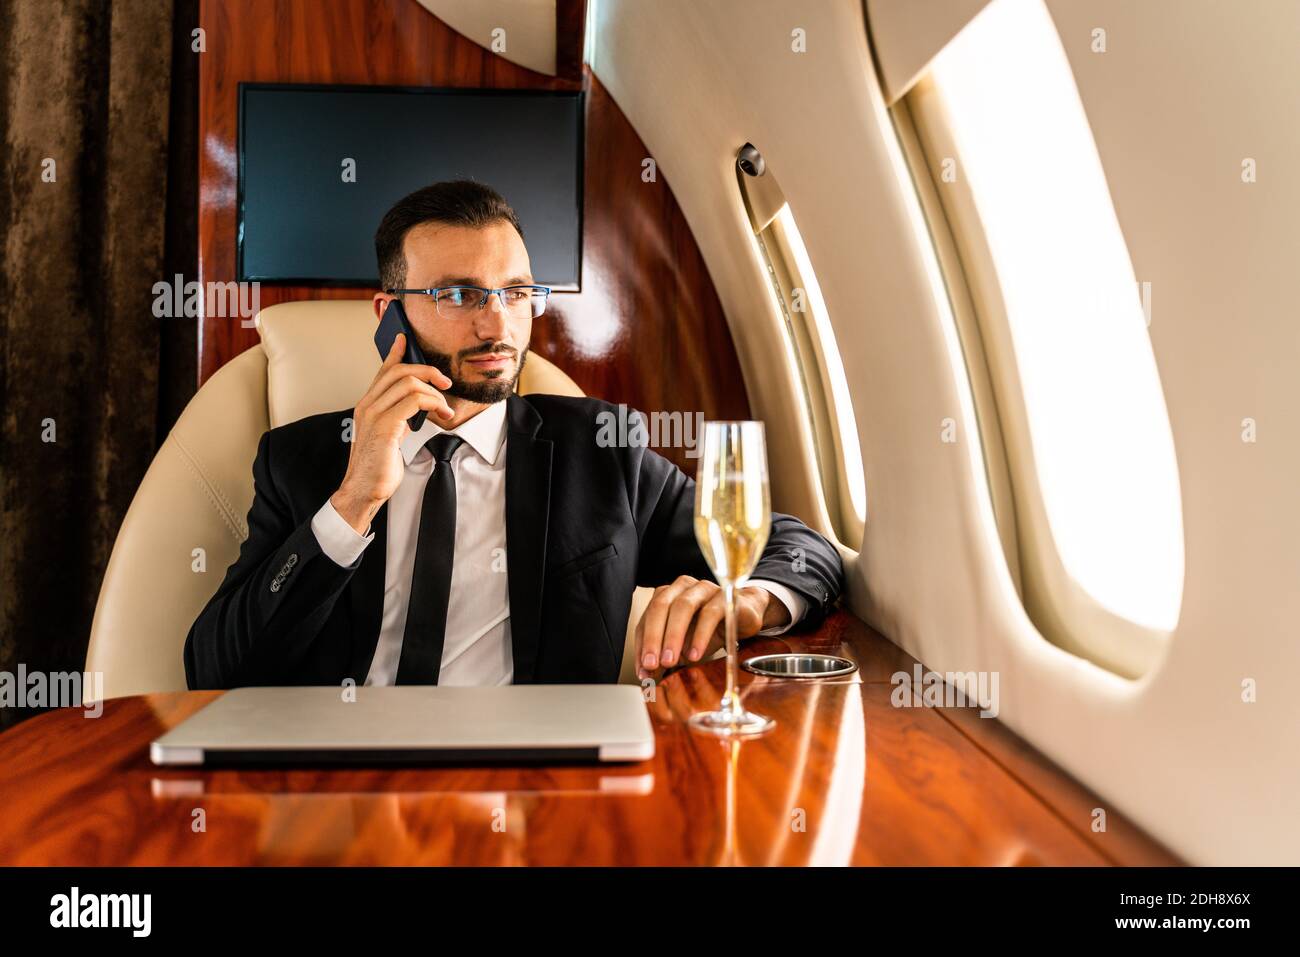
[747,579,807,636]
[311,497,375,568]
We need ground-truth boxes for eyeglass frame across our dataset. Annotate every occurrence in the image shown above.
[384,284,553,319]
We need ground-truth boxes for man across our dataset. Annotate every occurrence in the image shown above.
[184,180,844,689]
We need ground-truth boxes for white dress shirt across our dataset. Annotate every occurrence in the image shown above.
[310,400,806,685]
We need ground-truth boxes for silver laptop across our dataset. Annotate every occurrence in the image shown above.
[151,685,654,766]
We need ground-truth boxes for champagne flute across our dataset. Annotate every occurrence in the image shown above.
[689,421,775,736]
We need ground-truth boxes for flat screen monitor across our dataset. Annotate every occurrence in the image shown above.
[238,83,584,289]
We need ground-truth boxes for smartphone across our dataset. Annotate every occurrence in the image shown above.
[373,298,433,432]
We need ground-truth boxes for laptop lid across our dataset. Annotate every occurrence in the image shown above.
[151,685,655,766]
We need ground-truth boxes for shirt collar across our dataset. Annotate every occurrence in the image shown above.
[399,399,509,467]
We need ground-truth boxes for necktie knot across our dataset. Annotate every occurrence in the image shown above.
[426,433,464,464]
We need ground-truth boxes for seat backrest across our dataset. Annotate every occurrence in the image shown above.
[86,300,650,699]
[255,299,586,428]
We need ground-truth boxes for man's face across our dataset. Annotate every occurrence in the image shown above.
[378,220,534,404]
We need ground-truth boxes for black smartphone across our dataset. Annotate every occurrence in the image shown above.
[373,298,434,433]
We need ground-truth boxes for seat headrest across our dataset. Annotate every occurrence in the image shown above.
[255,300,583,428]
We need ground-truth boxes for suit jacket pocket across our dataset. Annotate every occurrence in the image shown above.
[550,543,618,580]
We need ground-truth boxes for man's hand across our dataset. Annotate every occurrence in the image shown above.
[634,575,792,681]
[331,332,455,534]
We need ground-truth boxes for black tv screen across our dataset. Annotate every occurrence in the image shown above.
[238,84,584,288]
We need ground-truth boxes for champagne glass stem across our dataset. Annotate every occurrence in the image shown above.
[720,580,740,719]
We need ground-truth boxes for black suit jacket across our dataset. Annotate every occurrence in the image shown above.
[184,394,845,688]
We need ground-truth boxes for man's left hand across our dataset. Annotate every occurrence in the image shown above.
[634,575,791,681]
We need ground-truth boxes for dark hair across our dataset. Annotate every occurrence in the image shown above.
[374,180,525,291]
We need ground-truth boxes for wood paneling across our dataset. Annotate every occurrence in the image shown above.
[555,0,586,83]
[198,0,748,474]
[0,611,1180,865]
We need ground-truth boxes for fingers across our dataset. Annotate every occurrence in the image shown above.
[369,373,454,424]
[686,590,727,662]
[634,584,776,680]
[352,389,452,452]
[637,578,690,674]
[383,331,405,366]
[659,579,719,668]
[637,576,718,676]
[383,390,455,435]
[359,333,453,414]
[359,333,413,410]
[374,362,453,402]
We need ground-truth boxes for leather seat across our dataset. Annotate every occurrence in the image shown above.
[86,300,652,699]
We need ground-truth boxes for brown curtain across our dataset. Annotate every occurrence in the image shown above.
[0,0,197,730]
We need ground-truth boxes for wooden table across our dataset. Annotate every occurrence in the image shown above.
[0,612,1181,865]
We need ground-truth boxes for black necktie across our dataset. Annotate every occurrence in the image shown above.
[395,432,465,684]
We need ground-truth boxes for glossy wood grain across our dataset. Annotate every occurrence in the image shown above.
[198,0,748,475]
[0,612,1181,865]
[555,0,586,83]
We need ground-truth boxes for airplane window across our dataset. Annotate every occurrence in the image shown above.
[908,0,1185,649]
[741,169,867,549]
[771,205,868,535]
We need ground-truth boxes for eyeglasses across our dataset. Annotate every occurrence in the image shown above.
[386,284,552,320]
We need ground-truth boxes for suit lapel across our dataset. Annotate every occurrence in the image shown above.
[504,395,552,683]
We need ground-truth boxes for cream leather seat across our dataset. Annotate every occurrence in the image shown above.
[86,300,652,699]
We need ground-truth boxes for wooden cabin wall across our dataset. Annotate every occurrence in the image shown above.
[197,0,750,473]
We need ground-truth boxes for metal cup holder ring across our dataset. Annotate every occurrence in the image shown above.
[741,653,858,679]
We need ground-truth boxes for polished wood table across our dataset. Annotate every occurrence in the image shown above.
[0,612,1181,865]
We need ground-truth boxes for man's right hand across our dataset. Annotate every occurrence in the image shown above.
[330,332,454,534]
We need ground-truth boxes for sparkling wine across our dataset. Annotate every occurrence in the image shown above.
[693,472,770,585]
